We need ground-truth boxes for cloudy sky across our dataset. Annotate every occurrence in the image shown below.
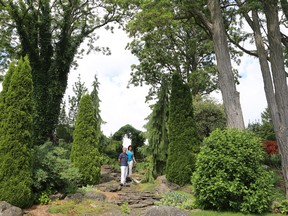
[65,27,267,137]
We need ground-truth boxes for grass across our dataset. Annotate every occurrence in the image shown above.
[133,182,159,192]
[189,210,280,216]
[48,199,120,216]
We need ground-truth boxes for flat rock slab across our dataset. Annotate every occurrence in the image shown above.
[84,191,107,201]
[114,191,161,207]
[143,206,189,216]
[96,181,122,192]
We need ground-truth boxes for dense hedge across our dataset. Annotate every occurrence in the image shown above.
[70,94,101,185]
[0,57,34,208]
[192,129,273,214]
[166,72,200,186]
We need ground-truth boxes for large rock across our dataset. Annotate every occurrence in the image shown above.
[96,181,122,192]
[143,206,189,216]
[84,192,106,201]
[155,175,180,193]
[64,192,84,202]
[0,201,23,216]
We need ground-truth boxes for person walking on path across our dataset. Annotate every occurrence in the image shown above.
[118,147,128,186]
[126,145,136,177]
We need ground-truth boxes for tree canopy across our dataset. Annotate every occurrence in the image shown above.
[0,0,125,144]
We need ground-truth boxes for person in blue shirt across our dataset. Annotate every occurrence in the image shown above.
[118,147,128,186]
[126,145,136,177]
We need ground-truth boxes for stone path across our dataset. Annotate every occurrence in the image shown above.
[24,165,178,216]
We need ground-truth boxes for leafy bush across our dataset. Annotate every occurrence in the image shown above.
[192,129,274,214]
[263,140,278,155]
[272,199,288,214]
[155,191,195,210]
[38,192,51,205]
[32,141,81,198]
[264,153,282,169]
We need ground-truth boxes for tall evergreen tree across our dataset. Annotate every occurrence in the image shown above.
[166,72,200,186]
[68,75,88,126]
[0,56,34,207]
[70,94,101,185]
[144,77,169,177]
[0,62,15,127]
[90,74,103,147]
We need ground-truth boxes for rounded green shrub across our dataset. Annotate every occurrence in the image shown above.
[192,129,273,214]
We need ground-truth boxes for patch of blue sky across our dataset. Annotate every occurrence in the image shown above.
[239,56,258,79]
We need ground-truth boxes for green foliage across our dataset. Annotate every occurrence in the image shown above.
[70,94,101,185]
[155,191,195,210]
[166,72,200,186]
[56,101,73,143]
[120,202,131,215]
[272,199,288,214]
[143,155,155,183]
[247,107,275,141]
[0,61,15,122]
[0,0,124,145]
[49,199,120,215]
[32,141,81,196]
[112,124,145,159]
[193,96,227,141]
[38,192,51,205]
[144,77,169,178]
[192,129,274,214]
[91,74,104,138]
[0,56,33,208]
[68,74,88,126]
[101,139,122,160]
[126,0,217,99]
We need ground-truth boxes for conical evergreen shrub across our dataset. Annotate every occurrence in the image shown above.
[70,94,101,185]
[166,72,200,186]
[0,56,34,208]
[0,62,15,127]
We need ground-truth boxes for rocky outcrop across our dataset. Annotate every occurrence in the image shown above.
[154,175,180,193]
[143,206,189,216]
[0,201,23,216]
[96,181,122,192]
[114,191,162,208]
[100,165,120,183]
[84,192,106,201]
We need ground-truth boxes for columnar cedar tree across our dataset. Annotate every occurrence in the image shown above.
[166,72,200,186]
[0,56,34,208]
[70,94,101,185]
[0,62,15,126]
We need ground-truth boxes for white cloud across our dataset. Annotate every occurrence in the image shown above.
[65,28,267,136]
[238,56,267,125]
[211,55,267,126]
[65,28,151,137]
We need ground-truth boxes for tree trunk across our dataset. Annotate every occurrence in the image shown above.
[262,0,288,198]
[208,0,245,129]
